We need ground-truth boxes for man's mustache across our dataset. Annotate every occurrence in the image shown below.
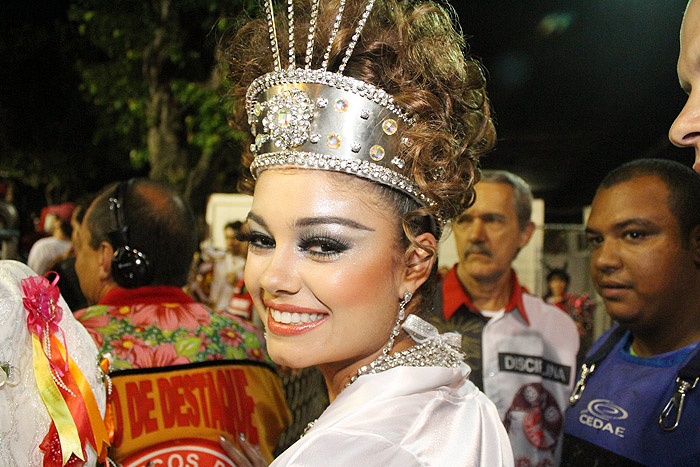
[464,244,493,259]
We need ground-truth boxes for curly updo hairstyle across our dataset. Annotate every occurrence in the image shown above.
[221,0,496,314]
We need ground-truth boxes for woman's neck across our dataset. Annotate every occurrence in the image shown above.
[319,335,414,402]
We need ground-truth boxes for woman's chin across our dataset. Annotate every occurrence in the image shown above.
[267,347,315,370]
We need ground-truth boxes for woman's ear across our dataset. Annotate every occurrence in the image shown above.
[401,232,437,293]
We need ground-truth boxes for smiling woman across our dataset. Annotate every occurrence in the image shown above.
[244,170,413,388]
[221,0,513,465]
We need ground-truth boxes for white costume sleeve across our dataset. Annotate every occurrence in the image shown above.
[272,365,514,467]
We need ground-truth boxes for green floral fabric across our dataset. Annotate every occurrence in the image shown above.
[75,301,271,371]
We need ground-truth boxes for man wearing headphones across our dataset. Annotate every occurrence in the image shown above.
[72,179,289,467]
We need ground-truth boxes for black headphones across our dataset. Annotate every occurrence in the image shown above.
[107,179,154,288]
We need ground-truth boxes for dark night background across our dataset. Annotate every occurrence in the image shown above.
[454,0,692,222]
[1,0,695,224]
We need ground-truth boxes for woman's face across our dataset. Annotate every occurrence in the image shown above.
[548,277,568,297]
[244,169,408,372]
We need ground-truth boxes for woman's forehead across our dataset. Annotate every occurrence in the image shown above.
[250,170,398,228]
[253,170,386,205]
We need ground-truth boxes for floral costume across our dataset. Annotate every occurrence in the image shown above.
[75,286,290,466]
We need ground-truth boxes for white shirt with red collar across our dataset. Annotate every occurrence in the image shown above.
[438,267,579,466]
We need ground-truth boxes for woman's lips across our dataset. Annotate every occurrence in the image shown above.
[264,302,328,336]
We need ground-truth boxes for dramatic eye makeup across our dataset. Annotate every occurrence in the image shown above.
[237,230,275,250]
[298,229,351,259]
[242,212,371,260]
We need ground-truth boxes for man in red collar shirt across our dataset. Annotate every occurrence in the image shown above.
[72,179,289,466]
[429,170,579,466]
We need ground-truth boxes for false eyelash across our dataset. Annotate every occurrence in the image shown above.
[238,231,275,250]
[235,231,255,243]
[298,233,350,256]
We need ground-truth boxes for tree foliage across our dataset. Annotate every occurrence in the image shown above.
[67,0,256,211]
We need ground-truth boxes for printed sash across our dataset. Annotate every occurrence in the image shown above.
[109,360,290,466]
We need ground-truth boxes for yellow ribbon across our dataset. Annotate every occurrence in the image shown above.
[60,338,110,455]
[32,335,84,465]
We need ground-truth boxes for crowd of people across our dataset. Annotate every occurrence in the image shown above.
[1,0,700,466]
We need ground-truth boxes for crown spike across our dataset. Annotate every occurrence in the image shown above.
[321,0,347,70]
[265,0,283,71]
[338,0,375,73]
[304,0,321,69]
[287,0,296,69]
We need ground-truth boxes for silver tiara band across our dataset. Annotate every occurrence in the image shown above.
[250,150,426,201]
[246,69,414,125]
[246,71,431,206]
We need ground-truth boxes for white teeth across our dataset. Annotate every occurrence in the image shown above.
[268,308,325,325]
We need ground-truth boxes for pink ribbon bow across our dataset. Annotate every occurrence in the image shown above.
[21,273,68,376]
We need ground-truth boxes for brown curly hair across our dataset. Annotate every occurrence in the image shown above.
[221,0,496,315]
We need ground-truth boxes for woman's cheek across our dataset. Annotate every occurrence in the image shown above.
[243,257,264,305]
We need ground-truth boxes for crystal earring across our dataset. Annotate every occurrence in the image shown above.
[383,291,413,355]
[348,291,415,388]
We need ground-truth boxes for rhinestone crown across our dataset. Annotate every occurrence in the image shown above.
[246,0,437,212]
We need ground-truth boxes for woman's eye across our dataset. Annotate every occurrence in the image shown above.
[243,232,275,249]
[299,237,349,257]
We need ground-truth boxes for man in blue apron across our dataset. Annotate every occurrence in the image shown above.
[563,159,700,466]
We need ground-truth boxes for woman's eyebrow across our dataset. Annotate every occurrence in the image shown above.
[295,216,375,231]
[246,212,268,229]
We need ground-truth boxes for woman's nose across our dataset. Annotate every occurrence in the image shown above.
[258,245,301,296]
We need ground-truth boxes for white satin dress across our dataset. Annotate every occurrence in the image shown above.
[272,363,514,466]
